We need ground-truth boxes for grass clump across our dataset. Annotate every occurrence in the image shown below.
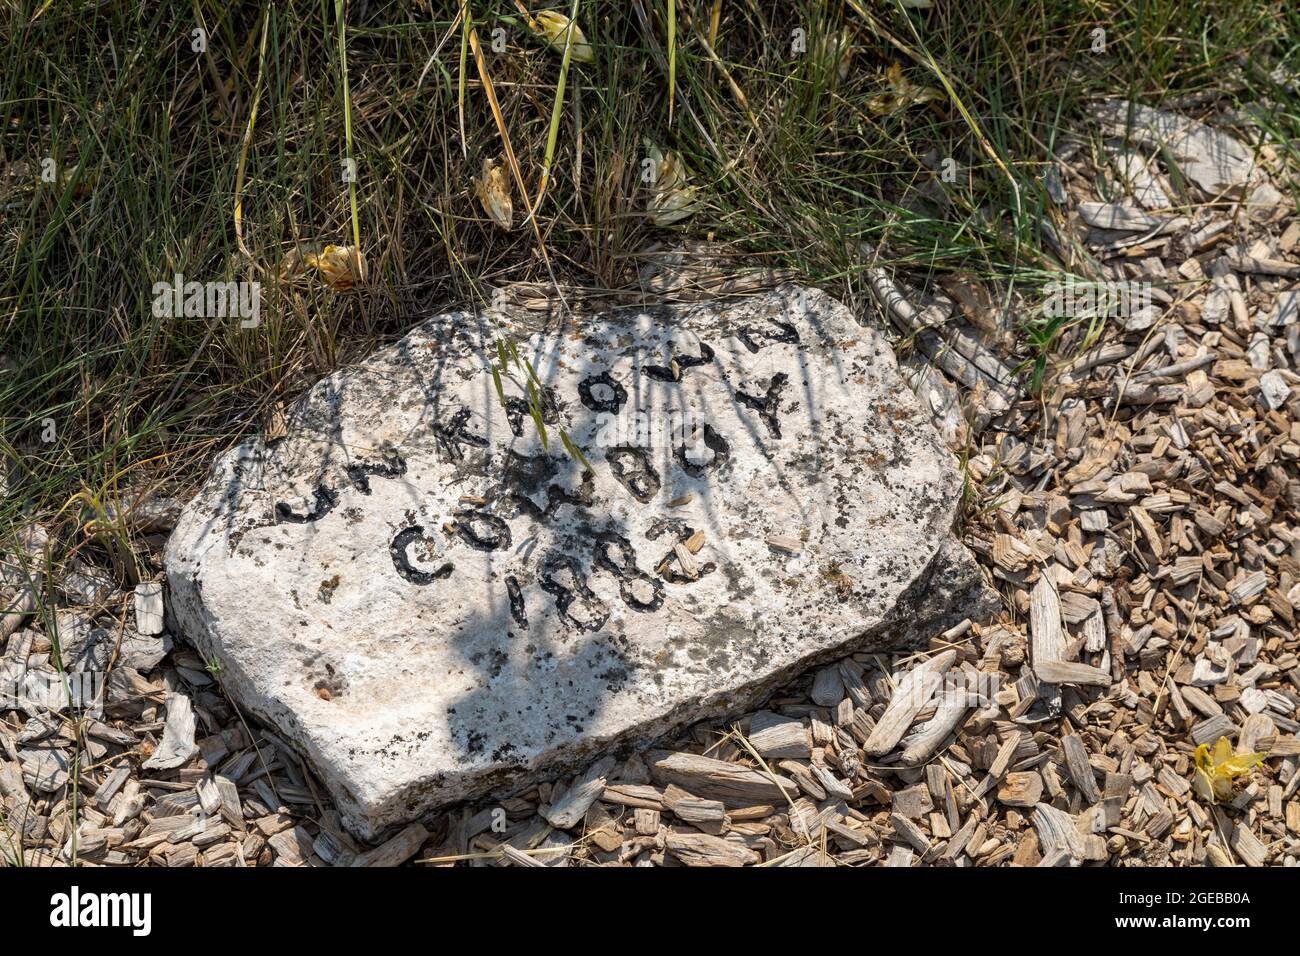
[1,0,1297,546]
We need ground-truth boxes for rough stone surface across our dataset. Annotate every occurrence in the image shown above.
[165,286,996,840]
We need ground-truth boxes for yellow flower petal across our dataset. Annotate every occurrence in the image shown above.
[475,157,513,230]
[1214,776,1236,802]
[645,143,701,226]
[1218,751,1267,777]
[1194,742,1212,772]
[1192,767,1215,803]
[531,11,594,64]
[1192,736,1268,804]
[868,63,944,115]
[305,244,367,290]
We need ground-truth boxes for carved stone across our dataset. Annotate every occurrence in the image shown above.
[165,286,996,840]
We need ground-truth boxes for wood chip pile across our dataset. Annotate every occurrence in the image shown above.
[2,98,1298,867]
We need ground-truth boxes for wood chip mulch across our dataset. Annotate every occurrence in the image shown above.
[3,101,1299,867]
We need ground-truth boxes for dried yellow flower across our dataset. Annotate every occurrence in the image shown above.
[474,157,513,230]
[1192,736,1266,804]
[867,63,944,115]
[531,11,594,64]
[305,245,367,290]
[645,143,700,226]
